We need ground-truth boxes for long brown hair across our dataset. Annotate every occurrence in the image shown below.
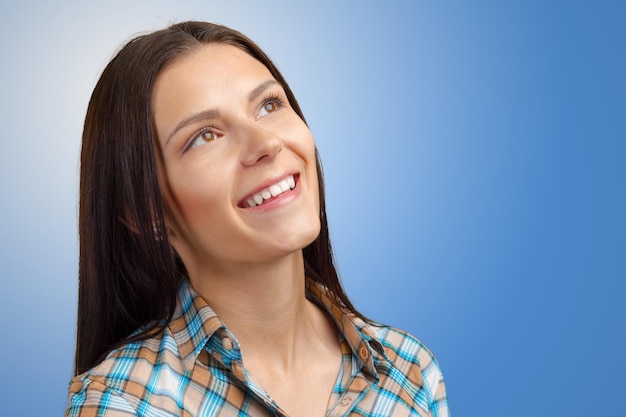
[76,21,360,376]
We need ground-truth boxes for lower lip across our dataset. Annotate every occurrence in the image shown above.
[241,175,301,212]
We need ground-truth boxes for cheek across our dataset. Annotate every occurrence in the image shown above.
[164,165,229,234]
[177,182,220,219]
[291,125,317,165]
[295,130,319,197]
[303,135,319,189]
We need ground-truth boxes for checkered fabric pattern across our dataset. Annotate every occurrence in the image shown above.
[66,279,449,416]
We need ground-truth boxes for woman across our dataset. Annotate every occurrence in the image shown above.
[66,21,449,417]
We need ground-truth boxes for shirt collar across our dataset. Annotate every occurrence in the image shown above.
[305,278,390,378]
[168,279,224,371]
[168,278,390,375]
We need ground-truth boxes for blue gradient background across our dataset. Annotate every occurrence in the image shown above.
[1,1,624,415]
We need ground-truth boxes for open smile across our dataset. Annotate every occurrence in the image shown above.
[239,174,297,208]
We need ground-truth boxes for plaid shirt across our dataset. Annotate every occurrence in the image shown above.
[66,279,449,416]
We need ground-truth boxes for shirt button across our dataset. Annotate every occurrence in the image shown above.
[222,337,234,350]
[359,347,369,360]
[341,396,352,406]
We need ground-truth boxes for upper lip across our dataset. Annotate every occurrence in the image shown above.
[237,172,298,208]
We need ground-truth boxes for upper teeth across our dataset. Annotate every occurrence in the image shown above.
[246,175,296,208]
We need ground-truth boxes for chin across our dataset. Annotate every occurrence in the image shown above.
[274,218,321,255]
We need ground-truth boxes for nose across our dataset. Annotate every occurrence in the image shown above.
[239,123,283,166]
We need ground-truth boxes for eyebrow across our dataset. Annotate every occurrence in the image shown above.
[248,79,280,103]
[164,79,280,146]
[165,108,220,146]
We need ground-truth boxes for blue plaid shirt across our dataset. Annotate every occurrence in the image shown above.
[66,279,450,416]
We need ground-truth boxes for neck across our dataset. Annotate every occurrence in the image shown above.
[188,251,335,371]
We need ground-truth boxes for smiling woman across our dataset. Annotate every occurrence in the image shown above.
[65,21,449,417]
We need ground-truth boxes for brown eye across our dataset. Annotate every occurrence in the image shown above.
[187,127,221,151]
[200,131,217,142]
[257,97,282,118]
[263,102,278,113]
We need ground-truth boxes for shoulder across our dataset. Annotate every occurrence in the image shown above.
[66,331,183,416]
[371,324,442,376]
[369,324,450,415]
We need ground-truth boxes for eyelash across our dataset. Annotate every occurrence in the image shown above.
[259,93,285,114]
[184,124,220,152]
[182,93,286,153]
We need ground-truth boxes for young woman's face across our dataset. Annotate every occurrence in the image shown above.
[152,43,320,275]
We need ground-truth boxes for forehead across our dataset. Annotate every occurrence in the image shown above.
[151,43,276,134]
[154,43,273,100]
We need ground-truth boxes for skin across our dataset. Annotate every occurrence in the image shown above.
[152,43,341,417]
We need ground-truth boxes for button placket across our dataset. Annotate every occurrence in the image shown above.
[328,394,355,417]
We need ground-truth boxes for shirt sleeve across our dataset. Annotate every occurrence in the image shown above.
[429,368,450,417]
[65,378,137,417]
[421,351,450,417]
